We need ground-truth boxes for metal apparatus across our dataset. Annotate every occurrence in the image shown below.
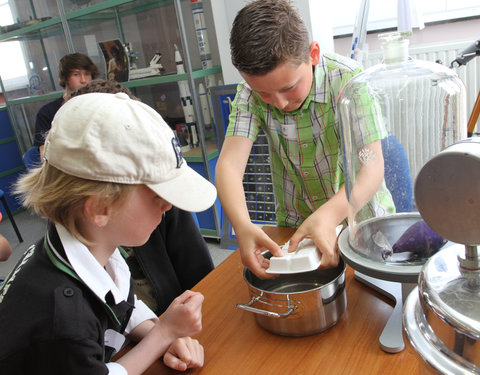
[337,31,467,353]
[404,137,480,374]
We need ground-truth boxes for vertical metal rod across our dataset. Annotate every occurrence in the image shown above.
[27,0,55,89]
[20,104,34,148]
[460,245,480,289]
[174,0,221,237]
[29,0,36,18]
[57,0,75,53]
[115,8,126,44]
[39,37,57,91]
[463,245,480,268]
[174,0,206,148]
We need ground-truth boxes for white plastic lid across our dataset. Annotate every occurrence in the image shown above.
[266,226,343,274]
[267,239,321,274]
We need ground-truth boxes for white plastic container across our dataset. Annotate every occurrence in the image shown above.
[267,239,321,274]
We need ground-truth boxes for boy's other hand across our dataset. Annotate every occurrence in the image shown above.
[163,337,204,371]
[160,290,204,340]
[236,223,283,279]
[288,212,339,269]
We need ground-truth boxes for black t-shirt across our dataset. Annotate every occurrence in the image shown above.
[33,97,64,147]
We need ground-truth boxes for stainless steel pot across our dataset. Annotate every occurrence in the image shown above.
[237,254,346,336]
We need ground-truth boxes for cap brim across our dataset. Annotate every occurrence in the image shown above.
[147,165,217,212]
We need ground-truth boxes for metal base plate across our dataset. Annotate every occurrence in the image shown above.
[354,272,415,353]
[338,220,424,284]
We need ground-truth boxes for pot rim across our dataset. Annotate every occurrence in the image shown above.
[242,254,346,295]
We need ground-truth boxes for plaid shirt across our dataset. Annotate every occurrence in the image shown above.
[227,53,392,227]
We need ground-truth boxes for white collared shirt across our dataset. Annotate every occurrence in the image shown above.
[56,224,157,374]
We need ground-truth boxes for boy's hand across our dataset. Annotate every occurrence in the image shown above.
[159,290,204,340]
[163,337,204,371]
[236,222,283,279]
[287,210,340,269]
[117,292,204,374]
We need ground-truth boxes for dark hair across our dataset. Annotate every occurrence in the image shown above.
[69,79,138,100]
[58,53,99,88]
[230,0,311,76]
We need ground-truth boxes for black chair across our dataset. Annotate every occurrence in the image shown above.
[0,189,23,243]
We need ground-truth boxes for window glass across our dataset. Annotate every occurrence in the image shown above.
[332,0,480,36]
[0,1,29,91]
[0,1,13,25]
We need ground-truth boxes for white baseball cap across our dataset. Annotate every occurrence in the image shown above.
[44,92,217,212]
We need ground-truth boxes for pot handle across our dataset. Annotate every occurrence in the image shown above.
[236,296,296,318]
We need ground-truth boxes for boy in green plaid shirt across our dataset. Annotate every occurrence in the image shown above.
[216,0,393,278]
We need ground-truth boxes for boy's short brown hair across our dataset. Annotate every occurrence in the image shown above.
[58,53,99,88]
[230,0,311,76]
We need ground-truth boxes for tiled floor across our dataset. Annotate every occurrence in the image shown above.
[0,209,233,279]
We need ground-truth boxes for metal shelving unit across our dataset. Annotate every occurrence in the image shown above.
[0,0,222,237]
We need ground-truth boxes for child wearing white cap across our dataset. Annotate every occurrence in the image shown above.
[0,93,217,374]
[69,79,216,317]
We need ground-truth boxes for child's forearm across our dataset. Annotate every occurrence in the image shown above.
[126,318,157,342]
[118,290,204,374]
[348,140,385,213]
[318,185,349,226]
[116,321,174,375]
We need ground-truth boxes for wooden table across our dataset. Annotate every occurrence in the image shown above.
[122,226,422,374]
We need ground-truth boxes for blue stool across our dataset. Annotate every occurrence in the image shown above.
[0,189,23,243]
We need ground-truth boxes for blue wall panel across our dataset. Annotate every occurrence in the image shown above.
[0,109,25,216]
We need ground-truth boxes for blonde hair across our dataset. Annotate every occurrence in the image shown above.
[15,163,134,244]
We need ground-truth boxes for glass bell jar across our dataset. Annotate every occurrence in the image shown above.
[337,32,467,280]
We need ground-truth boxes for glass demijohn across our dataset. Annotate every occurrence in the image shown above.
[338,32,467,265]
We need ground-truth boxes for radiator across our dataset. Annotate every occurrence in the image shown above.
[362,38,479,180]
[364,38,480,133]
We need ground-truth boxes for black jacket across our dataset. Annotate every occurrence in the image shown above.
[0,224,133,374]
[131,207,214,314]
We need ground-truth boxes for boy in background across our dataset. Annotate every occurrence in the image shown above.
[33,52,99,156]
[216,0,392,278]
[0,92,217,374]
